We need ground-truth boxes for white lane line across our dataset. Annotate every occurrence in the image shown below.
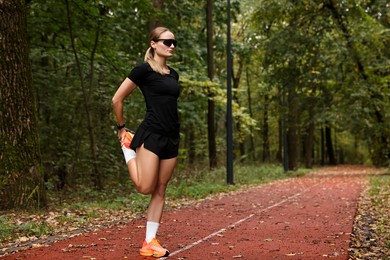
[165,183,318,258]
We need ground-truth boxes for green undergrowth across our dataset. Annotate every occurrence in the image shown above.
[167,164,307,199]
[349,168,390,259]
[0,216,53,242]
[368,171,390,251]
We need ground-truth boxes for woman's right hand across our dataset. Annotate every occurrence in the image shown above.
[118,128,127,142]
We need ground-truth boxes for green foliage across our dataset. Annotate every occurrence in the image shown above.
[0,217,13,241]
[251,0,389,166]
[22,0,389,197]
[67,192,150,213]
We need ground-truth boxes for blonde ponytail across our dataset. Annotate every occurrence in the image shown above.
[144,47,166,75]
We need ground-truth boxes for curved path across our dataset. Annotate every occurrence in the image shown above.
[3,166,371,259]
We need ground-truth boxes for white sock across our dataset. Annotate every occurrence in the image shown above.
[146,221,159,243]
[122,146,136,163]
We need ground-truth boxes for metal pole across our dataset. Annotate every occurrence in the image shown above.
[226,0,234,184]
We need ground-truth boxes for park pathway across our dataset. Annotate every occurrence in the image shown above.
[3,166,371,259]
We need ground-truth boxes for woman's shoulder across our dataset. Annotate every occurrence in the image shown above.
[133,62,152,72]
[129,62,152,77]
[128,62,153,85]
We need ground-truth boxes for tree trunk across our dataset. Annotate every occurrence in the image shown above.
[304,100,315,168]
[232,59,244,161]
[0,0,46,209]
[187,126,196,165]
[262,94,270,162]
[245,68,256,160]
[276,119,283,162]
[149,0,163,31]
[65,0,101,189]
[287,86,299,170]
[321,127,325,166]
[206,0,217,168]
[325,125,337,165]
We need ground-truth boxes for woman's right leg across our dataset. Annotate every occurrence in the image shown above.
[126,144,160,194]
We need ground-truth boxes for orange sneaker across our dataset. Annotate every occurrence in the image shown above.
[121,129,134,149]
[139,238,169,258]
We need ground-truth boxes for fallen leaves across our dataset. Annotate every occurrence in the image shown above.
[0,207,138,256]
[285,252,303,256]
[349,172,390,258]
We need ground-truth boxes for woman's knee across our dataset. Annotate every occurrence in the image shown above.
[135,177,162,194]
[137,183,166,197]
[136,185,154,195]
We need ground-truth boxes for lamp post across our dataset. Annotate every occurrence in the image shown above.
[226,0,234,184]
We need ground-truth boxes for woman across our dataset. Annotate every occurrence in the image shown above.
[112,27,180,258]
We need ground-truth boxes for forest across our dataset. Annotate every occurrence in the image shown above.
[0,0,389,210]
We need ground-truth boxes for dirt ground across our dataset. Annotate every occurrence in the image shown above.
[2,166,373,259]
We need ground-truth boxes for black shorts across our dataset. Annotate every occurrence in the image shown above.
[130,126,180,160]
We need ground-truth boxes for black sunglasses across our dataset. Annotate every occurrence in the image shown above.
[156,39,177,47]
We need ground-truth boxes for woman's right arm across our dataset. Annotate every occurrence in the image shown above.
[112,78,138,139]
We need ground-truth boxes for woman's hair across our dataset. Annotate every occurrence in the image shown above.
[144,27,173,75]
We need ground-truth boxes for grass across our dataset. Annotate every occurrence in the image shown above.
[0,164,305,244]
[368,171,390,250]
[167,164,307,199]
[349,168,390,259]
[0,216,53,242]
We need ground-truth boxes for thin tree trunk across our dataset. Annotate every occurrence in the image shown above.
[65,0,101,189]
[206,0,217,168]
[187,127,196,165]
[0,0,46,209]
[321,127,325,166]
[304,89,316,168]
[325,125,336,165]
[245,68,255,160]
[149,0,163,30]
[262,94,270,162]
[276,86,283,163]
[276,118,283,162]
[232,59,245,161]
[304,107,315,168]
[287,85,299,170]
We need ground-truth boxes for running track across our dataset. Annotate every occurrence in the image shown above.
[3,166,371,259]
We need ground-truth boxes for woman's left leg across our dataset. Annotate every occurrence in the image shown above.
[139,157,177,257]
[147,157,177,223]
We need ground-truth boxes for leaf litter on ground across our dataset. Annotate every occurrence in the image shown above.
[348,170,390,259]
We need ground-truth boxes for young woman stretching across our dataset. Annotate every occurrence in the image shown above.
[112,27,180,258]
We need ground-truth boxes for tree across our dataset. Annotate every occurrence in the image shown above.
[64,0,101,189]
[0,0,46,209]
[206,0,217,168]
[325,0,390,166]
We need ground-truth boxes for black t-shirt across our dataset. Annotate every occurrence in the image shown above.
[128,62,180,137]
